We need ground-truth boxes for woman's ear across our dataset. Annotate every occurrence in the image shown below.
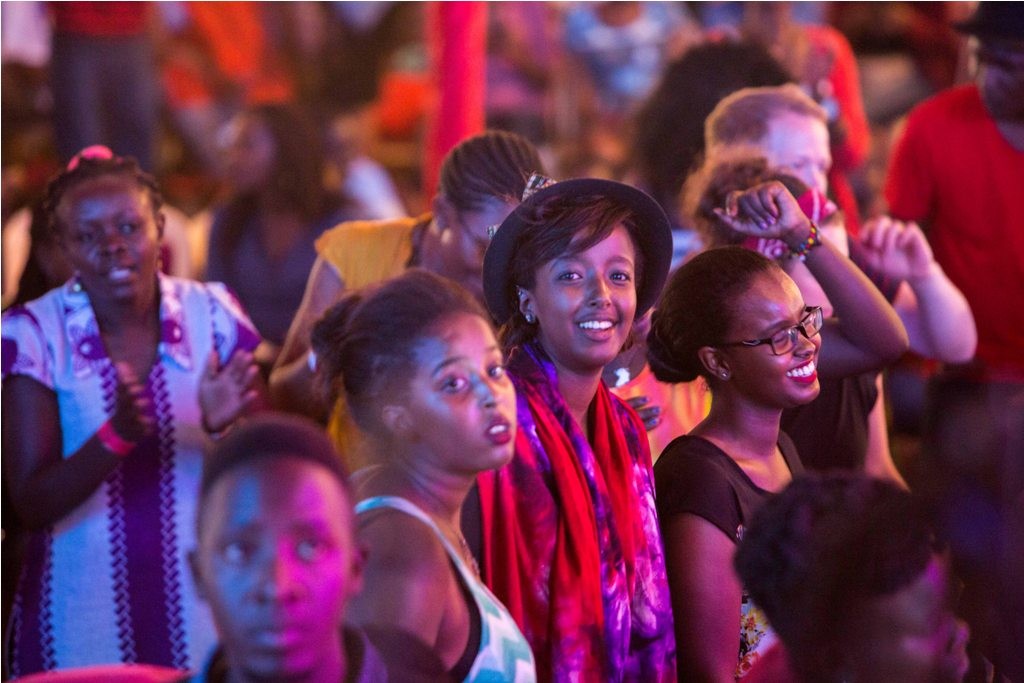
[698,345,731,381]
[431,194,457,233]
[155,210,166,241]
[381,404,414,440]
[517,286,535,322]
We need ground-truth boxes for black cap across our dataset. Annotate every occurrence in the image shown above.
[483,177,672,325]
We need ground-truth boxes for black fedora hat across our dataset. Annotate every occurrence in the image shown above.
[483,175,673,326]
[954,2,1024,41]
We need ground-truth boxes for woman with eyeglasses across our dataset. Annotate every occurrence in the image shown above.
[646,181,907,681]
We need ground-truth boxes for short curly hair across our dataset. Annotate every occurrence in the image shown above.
[681,157,810,249]
[734,472,938,681]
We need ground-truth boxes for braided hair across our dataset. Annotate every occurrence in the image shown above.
[43,150,163,238]
[437,130,543,212]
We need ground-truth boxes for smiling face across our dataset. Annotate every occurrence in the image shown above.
[521,224,638,378]
[192,458,362,682]
[715,269,821,409]
[55,174,163,310]
[392,312,517,475]
[759,111,832,195]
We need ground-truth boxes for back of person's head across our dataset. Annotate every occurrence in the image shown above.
[437,130,543,214]
[311,269,489,435]
[734,473,963,682]
[43,146,163,238]
[198,413,350,520]
[632,40,792,213]
[683,158,810,248]
[647,246,781,383]
[705,83,826,155]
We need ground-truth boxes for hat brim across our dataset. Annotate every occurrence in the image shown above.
[483,178,673,326]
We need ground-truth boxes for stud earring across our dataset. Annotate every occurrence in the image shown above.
[524,312,536,324]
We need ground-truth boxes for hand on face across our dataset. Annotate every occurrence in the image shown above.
[715,181,811,247]
[858,217,935,283]
[200,350,261,434]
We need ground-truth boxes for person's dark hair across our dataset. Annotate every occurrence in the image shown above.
[215,104,342,257]
[311,269,489,435]
[11,202,74,307]
[499,194,646,350]
[734,472,937,682]
[632,41,792,217]
[683,158,810,248]
[437,130,543,213]
[197,413,351,530]
[43,153,164,238]
[647,246,780,383]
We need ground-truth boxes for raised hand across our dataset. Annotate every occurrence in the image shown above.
[713,181,811,244]
[199,350,260,434]
[109,361,156,444]
[858,217,936,283]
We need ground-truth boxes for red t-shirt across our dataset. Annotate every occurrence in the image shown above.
[50,2,148,36]
[885,84,1024,378]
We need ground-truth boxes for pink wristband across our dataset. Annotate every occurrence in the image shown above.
[98,421,136,457]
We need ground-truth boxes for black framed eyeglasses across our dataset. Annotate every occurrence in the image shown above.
[719,306,824,356]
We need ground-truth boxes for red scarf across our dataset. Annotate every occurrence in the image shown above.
[477,345,672,681]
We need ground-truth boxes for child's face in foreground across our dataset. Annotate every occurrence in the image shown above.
[192,458,361,681]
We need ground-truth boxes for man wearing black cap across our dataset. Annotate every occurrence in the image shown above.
[884,3,1024,679]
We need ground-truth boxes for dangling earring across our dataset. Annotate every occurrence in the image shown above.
[71,271,83,292]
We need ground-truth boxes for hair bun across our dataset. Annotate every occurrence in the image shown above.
[646,325,700,383]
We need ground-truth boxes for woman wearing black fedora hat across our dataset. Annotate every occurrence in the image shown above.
[474,175,676,681]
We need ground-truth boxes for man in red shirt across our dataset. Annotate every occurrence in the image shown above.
[885,3,1024,677]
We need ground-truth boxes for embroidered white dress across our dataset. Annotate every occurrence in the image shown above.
[2,275,260,676]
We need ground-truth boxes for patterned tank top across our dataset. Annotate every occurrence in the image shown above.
[355,496,536,682]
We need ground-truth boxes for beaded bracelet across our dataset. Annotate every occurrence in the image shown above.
[788,221,822,262]
[98,421,136,457]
